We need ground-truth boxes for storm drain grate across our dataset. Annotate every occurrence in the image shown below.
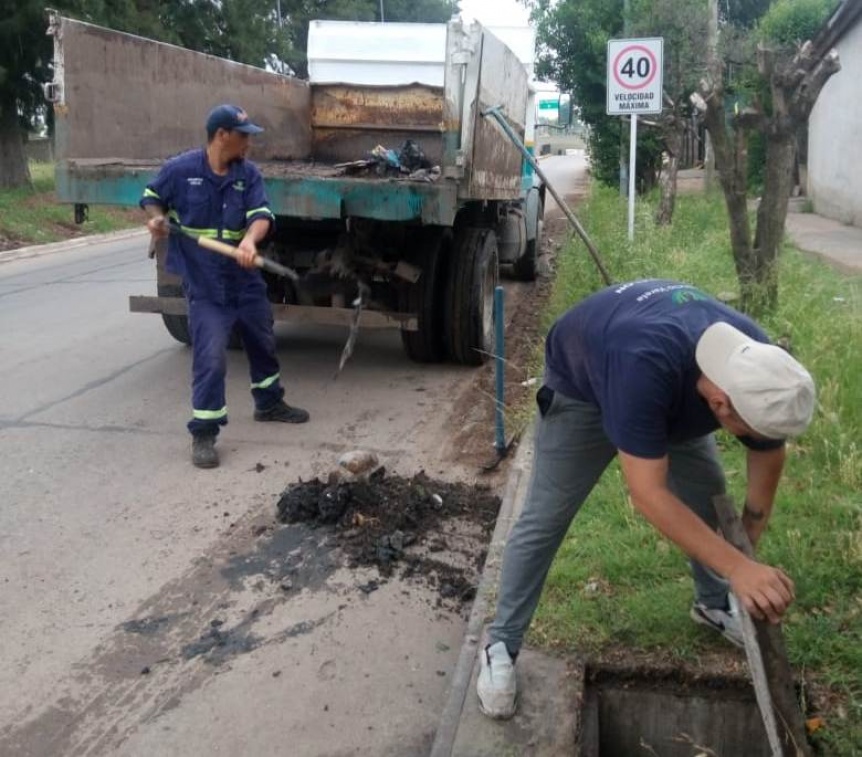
[578,670,772,756]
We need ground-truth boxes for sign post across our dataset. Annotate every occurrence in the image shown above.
[607,37,663,241]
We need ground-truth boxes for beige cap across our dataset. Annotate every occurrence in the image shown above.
[696,322,816,439]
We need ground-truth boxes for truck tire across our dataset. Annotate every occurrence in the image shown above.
[445,227,498,365]
[158,283,192,346]
[156,283,242,350]
[511,199,543,281]
[399,228,449,363]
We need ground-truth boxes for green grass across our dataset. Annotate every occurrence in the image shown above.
[528,185,862,754]
[0,162,140,248]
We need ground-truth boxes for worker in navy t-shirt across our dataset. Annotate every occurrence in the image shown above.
[477,279,816,720]
[142,104,309,469]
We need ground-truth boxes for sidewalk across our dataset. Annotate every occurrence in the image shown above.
[785,208,862,274]
[677,167,862,275]
[0,227,147,265]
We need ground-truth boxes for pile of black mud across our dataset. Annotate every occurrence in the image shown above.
[276,470,501,608]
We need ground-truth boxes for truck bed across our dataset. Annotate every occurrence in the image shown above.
[49,14,528,226]
[59,157,457,225]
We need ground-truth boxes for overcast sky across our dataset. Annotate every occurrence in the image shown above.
[457,0,531,26]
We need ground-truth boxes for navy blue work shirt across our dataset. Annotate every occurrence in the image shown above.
[544,279,784,459]
[140,148,275,304]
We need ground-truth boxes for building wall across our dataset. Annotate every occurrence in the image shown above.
[808,20,862,227]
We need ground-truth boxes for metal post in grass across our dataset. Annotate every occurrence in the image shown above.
[494,286,506,454]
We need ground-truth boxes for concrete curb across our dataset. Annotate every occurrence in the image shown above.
[0,228,147,265]
[429,424,534,757]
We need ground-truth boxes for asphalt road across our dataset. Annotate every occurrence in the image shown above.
[0,154,587,756]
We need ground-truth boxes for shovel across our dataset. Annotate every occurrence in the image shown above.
[149,219,374,377]
[156,219,299,281]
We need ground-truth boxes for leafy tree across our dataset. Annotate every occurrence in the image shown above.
[0,0,44,188]
[531,0,664,191]
[630,0,711,224]
[757,0,836,43]
[0,0,456,189]
[721,0,773,26]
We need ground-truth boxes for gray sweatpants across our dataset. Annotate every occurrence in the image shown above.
[488,387,728,656]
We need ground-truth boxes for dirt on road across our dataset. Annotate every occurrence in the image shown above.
[0,159,589,757]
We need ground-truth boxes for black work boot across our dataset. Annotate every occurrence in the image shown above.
[254,399,310,424]
[191,434,219,468]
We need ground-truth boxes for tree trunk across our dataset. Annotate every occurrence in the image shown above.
[694,41,840,316]
[655,125,682,226]
[0,94,31,190]
[752,133,796,313]
[698,93,758,311]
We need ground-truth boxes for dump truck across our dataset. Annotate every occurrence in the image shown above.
[46,13,544,365]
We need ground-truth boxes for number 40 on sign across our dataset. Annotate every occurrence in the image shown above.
[606,37,664,241]
[607,37,663,116]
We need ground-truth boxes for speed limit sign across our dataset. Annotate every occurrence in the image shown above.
[607,38,663,115]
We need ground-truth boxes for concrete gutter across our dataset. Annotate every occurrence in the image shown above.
[429,425,533,757]
[0,228,147,265]
[430,422,582,757]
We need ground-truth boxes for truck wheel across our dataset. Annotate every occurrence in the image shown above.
[157,283,191,346]
[445,227,498,365]
[399,228,449,363]
[156,283,242,350]
[512,200,543,281]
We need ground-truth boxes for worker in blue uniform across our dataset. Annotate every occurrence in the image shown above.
[142,104,308,469]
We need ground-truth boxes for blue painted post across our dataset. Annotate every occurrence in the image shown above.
[494,286,506,453]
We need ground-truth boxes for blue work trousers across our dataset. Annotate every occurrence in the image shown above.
[185,286,284,437]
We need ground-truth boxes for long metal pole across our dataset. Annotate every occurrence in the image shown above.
[494,286,506,453]
[628,114,637,241]
[379,0,385,22]
[482,105,613,285]
[620,0,631,196]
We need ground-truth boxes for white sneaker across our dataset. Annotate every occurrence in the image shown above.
[690,602,745,648]
[477,641,517,719]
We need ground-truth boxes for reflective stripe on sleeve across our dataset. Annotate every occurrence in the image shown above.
[143,188,161,200]
[246,207,275,220]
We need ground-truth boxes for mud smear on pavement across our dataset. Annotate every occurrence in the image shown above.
[275,469,501,608]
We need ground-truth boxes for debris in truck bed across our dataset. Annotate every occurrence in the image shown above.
[332,139,440,181]
[275,470,500,606]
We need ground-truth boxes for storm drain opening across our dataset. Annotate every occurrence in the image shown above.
[578,668,774,757]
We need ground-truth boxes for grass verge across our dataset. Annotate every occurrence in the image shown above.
[0,162,140,250]
[528,184,861,754]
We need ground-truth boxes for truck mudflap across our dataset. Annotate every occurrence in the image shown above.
[128,296,417,331]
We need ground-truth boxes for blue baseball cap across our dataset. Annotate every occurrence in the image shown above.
[205,104,264,136]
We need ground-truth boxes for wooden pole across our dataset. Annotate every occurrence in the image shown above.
[713,495,813,757]
[704,0,718,191]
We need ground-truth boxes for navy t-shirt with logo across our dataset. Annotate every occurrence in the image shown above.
[543,280,778,459]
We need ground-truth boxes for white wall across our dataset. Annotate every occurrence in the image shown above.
[808,19,862,227]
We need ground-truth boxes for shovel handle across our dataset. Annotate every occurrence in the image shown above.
[195,235,299,281]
